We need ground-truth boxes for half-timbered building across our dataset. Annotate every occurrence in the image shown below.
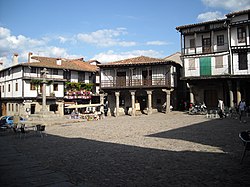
[98,54,182,116]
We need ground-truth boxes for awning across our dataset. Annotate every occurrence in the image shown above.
[65,103,102,109]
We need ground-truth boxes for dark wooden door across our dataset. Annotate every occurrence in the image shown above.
[116,72,126,87]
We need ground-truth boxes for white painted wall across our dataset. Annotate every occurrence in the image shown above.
[184,54,229,77]
[232,53,250,75]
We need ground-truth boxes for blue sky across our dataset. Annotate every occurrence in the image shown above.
[0,0,250,66]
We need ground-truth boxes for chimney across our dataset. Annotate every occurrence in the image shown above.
[56,58,62,65]
[28,52,33,63]
[12,53,18,65]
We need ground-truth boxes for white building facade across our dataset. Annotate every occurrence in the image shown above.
[176,9,250,108]
[0,55,98,117]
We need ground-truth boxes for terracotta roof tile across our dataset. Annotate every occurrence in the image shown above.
[176,19,227,30]
[226,9,250,17]
[21,56,98,72]
[99,55,182,67]
[99,56,168,67]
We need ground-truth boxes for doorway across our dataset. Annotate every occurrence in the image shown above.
[204,90,218,108]
[136,96,147,111]
[142,70,152,86]
[116,72,126,87]
[31,104,36,114]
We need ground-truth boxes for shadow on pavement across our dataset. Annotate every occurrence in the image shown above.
[1,117,250,186]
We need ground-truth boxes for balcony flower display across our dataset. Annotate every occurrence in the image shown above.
[64,82,93,99]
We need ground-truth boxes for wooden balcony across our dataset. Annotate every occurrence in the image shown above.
[101,78,171,89]
[181,43,229,56]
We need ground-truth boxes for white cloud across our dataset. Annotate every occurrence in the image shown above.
[77,28,136,47]
[0,27,11,39]
[197,11,225,22]
[0,27,46,55]
[202,0,250,11]
[92,50,164,63]
[146,41,169,46]
[0,26,79,67]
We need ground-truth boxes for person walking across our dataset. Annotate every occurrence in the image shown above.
[238,99,246,122]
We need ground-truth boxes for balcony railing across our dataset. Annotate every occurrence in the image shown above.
[182,43,229,55]
[101,78,171,88]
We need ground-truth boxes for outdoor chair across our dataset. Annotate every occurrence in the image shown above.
[36,124,46,138]
[13,124,26,139]
[239,131,250,164]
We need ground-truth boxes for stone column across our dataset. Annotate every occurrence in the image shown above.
[130,90,136,116]
[40,68,49,113]
[236,80,241,105]
[100,93,105,113]
[115,91,120,117]
[162,89,171,114]
[146,90,153,115]
[189,85,194,105]
[228,80,234,108]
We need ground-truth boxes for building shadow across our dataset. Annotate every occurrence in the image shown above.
[0,117,250,186]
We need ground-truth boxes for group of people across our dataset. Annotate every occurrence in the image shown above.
[218,99,247,122]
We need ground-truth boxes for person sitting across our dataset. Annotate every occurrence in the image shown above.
[71,110,76,119]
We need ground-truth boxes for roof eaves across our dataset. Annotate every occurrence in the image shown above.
[226,9,250,17]
[176,18,227,31]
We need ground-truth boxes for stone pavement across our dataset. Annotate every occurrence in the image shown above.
[0,132,76,187]
[1,112,250,186]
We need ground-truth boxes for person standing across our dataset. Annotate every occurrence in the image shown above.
[238,99,246,122]
[218,99,224,118]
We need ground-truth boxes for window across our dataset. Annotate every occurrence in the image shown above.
[30,83,36,90]
[78,72,85,82]
[8,84,10,92]
[188,58,196,70]
[53,69,58,75]
[15,82,18,91]
[215,56,223,68]
[2,85,4,93]
[63,70,71,80]
[53,83,58,91]
[237,27,246,43]
[31,67,36,73]
[190,39,195,49]
[217,35,224,46]
[239,52,248,70]
[202,38,211,53]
